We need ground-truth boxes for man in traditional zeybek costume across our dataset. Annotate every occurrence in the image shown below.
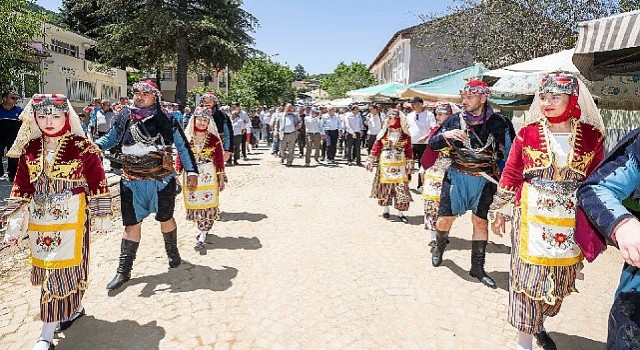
[428,80,514,288]
[176,107,226,250]
[95,80,199,291]
[2,94,112,350]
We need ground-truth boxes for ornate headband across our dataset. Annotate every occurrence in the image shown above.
[200,92,218,105]
[461,80,491,96]
[192,107,212,119]
[132,80,162,98]
[31,94,69,115]
[538,72,579,96]
[435,103,453,115]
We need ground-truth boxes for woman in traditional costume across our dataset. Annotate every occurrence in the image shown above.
[489,73,604,350]
[365,109,413,223]
[421,103,455,247]
[175,107,225,250]
[2,94,112,350]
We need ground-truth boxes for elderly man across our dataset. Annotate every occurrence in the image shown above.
[344,104,364,166]
[279,103,301,166]
[428,80,513,289]
[304,107,322,166]
[95,80,199,291]
[406,96,437,190]
[320,106,341,165]
[92,99,117,139]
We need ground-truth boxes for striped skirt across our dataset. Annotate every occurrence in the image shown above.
[508,208,579,333]
[30,213,90,323]
[370,170,412,211]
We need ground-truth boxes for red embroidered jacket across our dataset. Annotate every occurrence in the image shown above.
[11,134,110,201]
[175,132,225,174]
[497,120,604,204]
[370,131,413,161]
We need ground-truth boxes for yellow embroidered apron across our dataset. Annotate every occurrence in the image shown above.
[28,191,86,269]
[183,162,219,209]
[422,157,451,200]
[519,179,582,266]
[379,148,407,184]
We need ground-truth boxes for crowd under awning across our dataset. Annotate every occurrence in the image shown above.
[573,10,640,80]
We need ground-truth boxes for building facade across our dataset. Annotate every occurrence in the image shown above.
[142,67,231,103]
[17,24,127,110]
[369,23,472,85]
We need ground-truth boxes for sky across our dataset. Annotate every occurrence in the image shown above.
[37,0,455,74]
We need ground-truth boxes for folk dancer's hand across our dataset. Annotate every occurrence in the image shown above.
[491,213,507,238]
[614,218,640,267]
[223,151,232,162]
[218,174,226,192]
[186,174,198,192]
[443,129,468,142]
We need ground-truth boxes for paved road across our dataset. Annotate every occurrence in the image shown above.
[0,144,620,349]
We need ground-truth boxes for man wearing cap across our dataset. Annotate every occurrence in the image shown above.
[406,96,437,190]
[304,107,323,166]
[428,80,514,289]
[95,80,199,291]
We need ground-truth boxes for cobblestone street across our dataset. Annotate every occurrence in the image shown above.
[0,144,620,349]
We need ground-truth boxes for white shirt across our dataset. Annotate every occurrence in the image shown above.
[232,117,246,136]
[406,109,436,144]
[367,113,387,135]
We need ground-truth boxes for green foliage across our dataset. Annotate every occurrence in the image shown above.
[418,0,620,69]
[319,62,378,99]
[0,0,45,91]
[293,64,307,80]
[620,0,640,11]
[228,56,296,108]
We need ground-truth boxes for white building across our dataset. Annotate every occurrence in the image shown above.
[18,23,127,110]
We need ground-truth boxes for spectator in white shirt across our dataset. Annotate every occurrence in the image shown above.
[365,104,387,154]
[230,110,246,165]
[304,107,323,166]
[406,96,437,189]
[344,105,364,166]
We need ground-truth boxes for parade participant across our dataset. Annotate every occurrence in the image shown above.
[421,102,454,248]
[320,106,340,165]
[279,103,302,167]
[175,107,225,250]
[489,72,604,350]
[304,107,322,166]
[94,80,199,291]
[2,94,112,350]
[365,109,413,223]
[200,93,232,161]
[428,79,513,288]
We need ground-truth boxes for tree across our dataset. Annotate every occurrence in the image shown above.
[62,0,257,107]
[417,0,620,69]
[293,64,307,80]
[228,56,296,107]
[319,62,378,99]
[0,0,45,91]
[620,0,640,11]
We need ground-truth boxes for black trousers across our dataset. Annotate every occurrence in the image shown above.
[412,143,427,187]
[325,130,339,161]
[366,134,377,154]
[297,130,305,155]
[241,133,247,158]
[345,132,361,163]
[232,135,243,162]
[0,120,21,180]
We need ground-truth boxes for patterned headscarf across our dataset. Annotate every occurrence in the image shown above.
[538,72,581,124]
[434,102,453,115]
[132,80,162,99]
[461,80,492,96]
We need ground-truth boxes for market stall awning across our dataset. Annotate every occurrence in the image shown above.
[487,49,640,110]
[346,82,405,99]
[399,64,488,103]
[573,10,640,80]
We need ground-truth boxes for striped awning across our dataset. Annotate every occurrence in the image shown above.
[573,10,640,80]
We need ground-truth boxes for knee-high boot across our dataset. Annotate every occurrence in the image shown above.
[163,228,181,268]
[106,239,139,290]
[431,230,448,267]
[469,240,497,289]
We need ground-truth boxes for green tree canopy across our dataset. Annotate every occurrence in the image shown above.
[293,64,307,80]
[418,0,621,69]
[228,56,296,108]
[320,62,378,99]
[0,0,45,91]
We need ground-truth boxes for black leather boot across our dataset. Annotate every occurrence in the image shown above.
[163,228,181,268]
[431,231,448,267]
[469,240,497,289]
[534,330,557,350]
[106,239,139,290]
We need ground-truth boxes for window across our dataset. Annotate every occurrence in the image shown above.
[66,78,96,102]
[49,39,79,58]
[101,84,121,100]
[197,73,213,82]
[161,69,174,81]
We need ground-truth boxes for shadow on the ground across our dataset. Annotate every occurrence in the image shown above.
[548,332,606,350]
[445,236,512,254]
[441,259,509,292]
[220,211,268,222]
[56,316,165,350]
[108,261,238,297]
[196,234,262,256]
